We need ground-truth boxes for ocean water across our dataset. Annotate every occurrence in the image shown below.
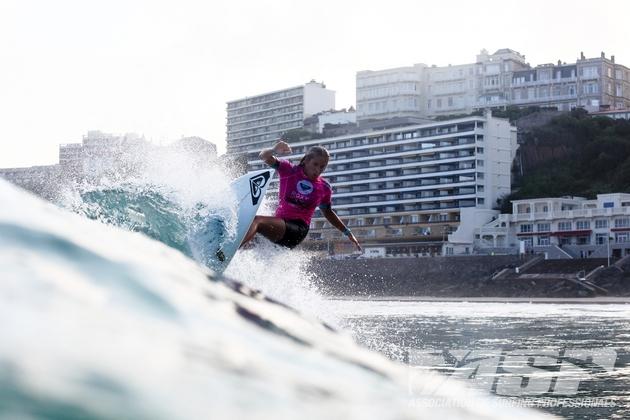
[0,155,551,420]
[335,300,630,419]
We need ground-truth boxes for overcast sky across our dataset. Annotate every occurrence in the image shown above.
[1,0,628,168]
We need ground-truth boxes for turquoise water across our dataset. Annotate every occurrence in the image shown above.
[72,184,231,272]
[0,178,549,420]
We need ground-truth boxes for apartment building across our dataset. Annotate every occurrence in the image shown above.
[473,193,630,259]
[356,64,427,122]
[226,81,335,156]
[248,113,517,256]
[357,50,630,123]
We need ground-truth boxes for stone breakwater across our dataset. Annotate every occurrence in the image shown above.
[308,256,630,298]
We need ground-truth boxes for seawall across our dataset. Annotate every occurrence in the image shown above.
[309,255,523,297]
[308,255,630,298]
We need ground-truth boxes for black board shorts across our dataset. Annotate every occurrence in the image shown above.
[275,219,309,249]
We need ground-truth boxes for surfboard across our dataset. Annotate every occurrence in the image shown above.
[192,168,275,275]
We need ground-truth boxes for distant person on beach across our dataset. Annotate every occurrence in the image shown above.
[240,140,361,251]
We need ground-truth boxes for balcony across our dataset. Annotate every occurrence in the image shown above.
[510,94,577,105]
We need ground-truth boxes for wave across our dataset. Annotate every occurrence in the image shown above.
[0,179,547,420]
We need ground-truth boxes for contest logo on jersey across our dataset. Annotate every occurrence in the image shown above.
[249,171,271,205]
[296,180,314,195]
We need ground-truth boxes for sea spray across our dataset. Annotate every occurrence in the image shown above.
[225,242,337,325]
[53,145,335,323]
[56,145,238,257]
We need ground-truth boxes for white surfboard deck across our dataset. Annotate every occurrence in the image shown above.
[204,168,275,274]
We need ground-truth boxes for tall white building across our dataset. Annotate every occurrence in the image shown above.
[356,49,630,123]
[226,81,335,156]
[249,113,517,255]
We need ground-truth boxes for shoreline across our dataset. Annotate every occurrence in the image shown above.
[329,296,630,304]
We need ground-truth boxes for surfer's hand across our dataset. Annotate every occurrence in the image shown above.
[348,233,362,251]
[273,141,292,155]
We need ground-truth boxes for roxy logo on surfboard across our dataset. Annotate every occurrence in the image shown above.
[249,171,271,205]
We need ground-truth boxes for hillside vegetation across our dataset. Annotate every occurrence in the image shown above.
[497,108,630,212]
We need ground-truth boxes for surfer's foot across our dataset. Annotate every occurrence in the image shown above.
[216,249,226,262]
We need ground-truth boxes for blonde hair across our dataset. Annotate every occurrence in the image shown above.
[299,146,330,166]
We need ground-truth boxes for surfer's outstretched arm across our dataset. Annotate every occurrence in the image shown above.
[320,208,362,251]
[260,141,292,166]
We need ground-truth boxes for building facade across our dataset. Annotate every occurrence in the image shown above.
[59,131,150,180]
[356,64,427,122]
[473,193,630,259]
[591,108,630,120]
[356,50,630,123]
[226,81,335,156]
[303,108,357,134]
[248,113,517,256]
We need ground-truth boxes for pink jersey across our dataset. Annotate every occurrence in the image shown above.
[273,159,332,226]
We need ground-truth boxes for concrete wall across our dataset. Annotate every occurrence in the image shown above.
[309,255,524,297]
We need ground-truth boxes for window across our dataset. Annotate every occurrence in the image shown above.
[581,66,599,78]
[583,83,599,94]
[477,160,484,167]
[596,234,608,245]
[538,236,550,246]
[577,235,590,245]
[520,224,533,233]
[595,219,608,229]
[476,147,484,154]
[576,220,590,230]
[560,237,572,246]
[615,218,630,228]
[537,223,550,232]
[558,221,572,231]
[476,172,484,180]
[616,232,629,243]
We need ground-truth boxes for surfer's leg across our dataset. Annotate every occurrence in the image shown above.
[240,216,287,248]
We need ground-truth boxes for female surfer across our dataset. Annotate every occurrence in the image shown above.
[240,140,361,251]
